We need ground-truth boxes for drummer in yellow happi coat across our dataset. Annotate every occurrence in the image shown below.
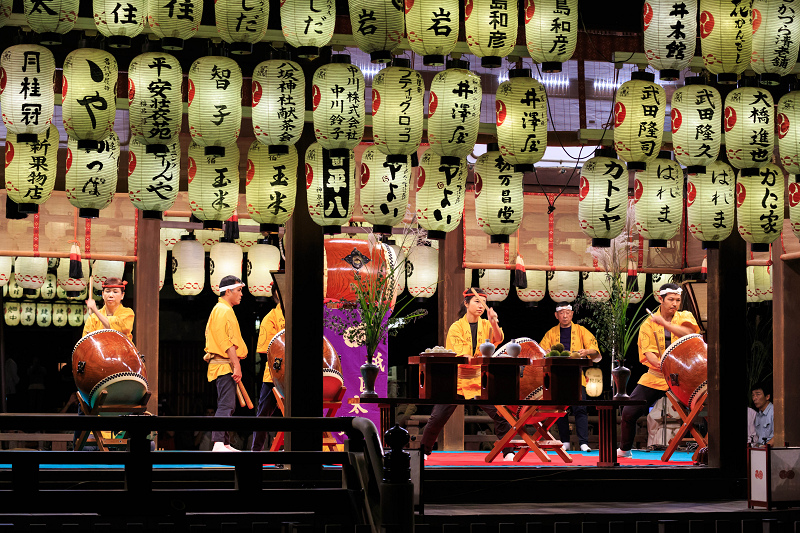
[83,278,134,342]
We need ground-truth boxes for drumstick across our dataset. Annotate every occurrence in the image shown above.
[237,381,254,409]
[235,382,246,408]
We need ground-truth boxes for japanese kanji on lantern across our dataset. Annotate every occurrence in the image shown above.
[21,301,36,326]
[778,90,800,181]
[312,56,365,157]
[209,240,243,295]
[128,138,181,218]
[147,0,202,50]
[215,0,269,55]
[57,256,89,297]
[789,179,800,240]
[246,240,281,299]
[736,163,784,252]
[93,0,146,48]
[41,274,57,300]
[252,57,305,152]
[246,141,298,233]
[415,148,467,239]
[517,270,546,306]
[188,56,242,157]
[671,77,721,174]
[613,71,666,171]
[281,0,335,59]
[7,273,24,298]
[15,257,47,295]
[305,142,355,234]
[578,149,628,247]
[751,0,800,86]
[633,152,684,247]
[496,69,547,173]
[4,301,20,327]
[406,244,438,299]
[62,47,117,150]
[348,0,404,63]
[699,0,753,84]
[359,145,411,234]
[128,52,182,153]
[547,270,579,302]
[474,145,524,244]
[724,86,774,171]
[5,124,58,214]
[36,302,52,326]
[0,44,56,143]
[405,0,458,66]
[25,0,79,45]
[687,160,736,248]
[643,0,697,81]
[479,268,510,302]
[371,58,424,160]
[187,141,240,229]
[525,0,578,73]
[172,233,205,296]
[65,133,120,218]
[582,271,611,302]
[428,60,482,164]
[465,0,518,68]
[52,302,67,326]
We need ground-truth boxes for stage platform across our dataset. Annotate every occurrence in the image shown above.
[423,449,696,467]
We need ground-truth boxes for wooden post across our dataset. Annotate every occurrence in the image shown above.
[771,252,800,447]
[133,212,160,417]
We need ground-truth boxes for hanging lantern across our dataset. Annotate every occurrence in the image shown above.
[188,56,242,157]
[428,60,482,163]
[633,152,684,247]
[547,270,579,302]
[687,160,736,248]
[195,229,221,251]
[7,273,24,299]
[128,139,181,218]
[65,133,120,218]
[516,270,547,306]
[473,146,524,244]
[14,257,47,295]
[465,0,518,68]
[582,271,611,303]
[388,244,407,293]
[789,180,800,240]
[416,149,467,239]
[406,244,438,299]
[671,78,722,174]
[643,0,697,80]
[93,0,146,48]
[147,0,202,49]
[478,268,510,302]
[158,241,167,291]
[215,0,269,55]
[757,264,773,301]
[92,260,125,295]
[578,150,628,247]
[0,44,56,142]
[5,124,59,214]
[236,232,260,250]
[52,302,68,327]
[736,163,784,252]
[4,301,20,326]
[281,0,335,59]
[57,257,89,297]
[725,86,774,171]
[172,234,205,296]
[0,0,9,28]
[751,0,800,85]
[585,367,604,397]
[67,303,84,327]
[614,72,666,171]
[305,142,355,234]
[36,302,52,327]
[349,0,404,63]
[312,56,365,154]
[187,142,239,230]
[524,0,579,73]
[209,241,243,295]
[246,240,281,300]
[405,0,459,66]
[0,256,11,286]
[20,301,36,326]
[359,145,412,234]
[25,0,79,44]
[496,70,547,172]
[372,59,424,158]
[465,267,473,290]
[40,273,57,300]
[699,0,752,84]
[246,141,297,233]
[128,52,182,152]
[252,58,305,151]
[777,91,800,181]
[626,272,646,303]
[62,48,117,149]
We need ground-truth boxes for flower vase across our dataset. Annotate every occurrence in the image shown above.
[360,359,380,398]
[611,360,631,400]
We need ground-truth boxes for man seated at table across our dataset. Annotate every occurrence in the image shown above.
[748,382,773,447]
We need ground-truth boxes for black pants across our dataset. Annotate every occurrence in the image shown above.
[619,384,665,451]
[420,403,513,455]
[555,387,589,446]
[251,382,280,451]
[212,374,237,443]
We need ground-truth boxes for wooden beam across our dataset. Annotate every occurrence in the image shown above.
[771,251,800,447]
[133,212,160,417]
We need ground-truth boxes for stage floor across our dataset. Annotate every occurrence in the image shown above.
[424,449,696,467]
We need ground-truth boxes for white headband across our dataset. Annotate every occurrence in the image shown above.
[219,281,244,292]
[555,305,573,312]
[658,287,682,296]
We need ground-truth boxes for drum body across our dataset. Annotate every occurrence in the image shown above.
[267,329,344,401]
[660,333,707,410]
[323,238,394,303]
[72,329,148,409]
[494,337,547,414]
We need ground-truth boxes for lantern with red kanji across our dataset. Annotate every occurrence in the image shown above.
[614,72,666,171]
[671,77,721,174]
[724,86,773,171]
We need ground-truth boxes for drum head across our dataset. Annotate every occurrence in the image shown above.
[89,373,148,413]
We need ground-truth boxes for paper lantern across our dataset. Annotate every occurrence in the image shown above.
[516,270,546,306]
[478,268,510,302]
[128,138,180,218]
[25,0,79,44]
[687,160,736,248]
[777,91,800,180]
[670,78,722,174]
[405,0,459,66]
[751,0,800,85]
[57,257,90,297]
[40,273,57,300]
[547,270,579,302]
[699,0,752,84]
[585,367,604,397]
[578,151,628,247]
[209,241,243,295]
[406,244,438,299]
[158,241,167,291]
[614,72,666,171]
[5,124,59,214]
[756,265,773,301]
[415,149,467,239]
[7,273,24,299]
[359,145,412,234]
[582,271,611,302]
[246,141,298,233]
[0,45,56,142]
[215,0,269,54]
[388,244,407,293]
[348,0,404,63]
[643,0,697,80]
[67,303,84,327]
[65,132,120,218]
[281,0,335,58]
[4,301,21,326]
[0,0,9,28]
[0,256,11,286]
[14,257,47,295]
[524,0,578,73]
[633,153,684,247]
[92,260,125,294]
[312,57,365,153]
[235,233,260,250]
[187,142,240,229]
[171,234,205,296]
[736,163,784,252]
[188,56,242,157]
[36,302,52,327]
[305,142,355,234]
[724,86,774,171]
[790,180,800,240]
[62,48,117,148]
[93,0,146,48]
[19,301,36,326]
[147,0,202,49]
[195,229,221,251]
[52,302,67,327]
[372,60,424,157]
[428,61,482,163]
[252,58,305,150]
[128,52,182,151]
[465,0,518,68]
[496,70,547,172]
[246,241,281,299]
[473,147,524,244]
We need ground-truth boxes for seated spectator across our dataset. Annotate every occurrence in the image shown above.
[750,382,774,447]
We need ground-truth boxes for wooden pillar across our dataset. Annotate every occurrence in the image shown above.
[133,213,160,416]
[771,252,800,447]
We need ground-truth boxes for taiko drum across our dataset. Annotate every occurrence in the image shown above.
[266,329,344,401]
[660,333,707,410]
[323,238,395,303]
[494,337,547,414]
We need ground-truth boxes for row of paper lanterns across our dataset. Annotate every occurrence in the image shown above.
[0,256,136,298]
[3,300,93,328]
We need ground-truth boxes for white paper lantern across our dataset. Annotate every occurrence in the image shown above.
[188,56,242,156]
[524,0,578,72]
[578,151,628,246]
[614,72,666,171]
[19,301,36,326]
[36,302,52,327]
[147,0,202,50]
[25,0,79,44]
[746,265,772,302]
[359,145,412,233]
[246,141,298,232]
[465,0,518,68]
[406,244,438,299]
[372,60,424,157]
[128,52,182,150]
[405,0,459,66]
[57,257,90,297]
[496,70,547,171]
[789,180,800,240]
[128,138,180,217]
[312,57,365,153]
[215,0,268,54]
[349,0,404,63]
[643,0,697,80]
[633,153,684,246]
[0,44,56,141]
[628,272,647,303]
[65,132,120,218]
[235,232,260,250]
[40,273,57,300]
[158,240,167,291]
[389,244,407,293]
[671,78,722,173]
[547,270,579,302]
[195,229,221,251]
[736,164,784,252]
[305,142,355,234]
[0,256,11,286]
[5,124,59,214]
[209,241,243,295]
[5,301,21,326]
[93,0,146,48]
[724,86,774,171]
[428,61,482,162]
[171,235,205,296]
[699,0,753,84]
[751,0,800,85]
[246,241,281,299]
[14,257,47,295]
[582,271,611,302]
[252,59,305,149]
[187,142,240,229]
[515,270,546,305]
[52,302,68,327]
[415,149,467,239]
[7,273,24,299]
[474,147,524,243]
[478,268,510,302]
[687,160,736,247]
[281,0,335,59]
[92,260,125,294]
[777,91,800,180]
[67,303,84,327]
[62,48,117,147]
